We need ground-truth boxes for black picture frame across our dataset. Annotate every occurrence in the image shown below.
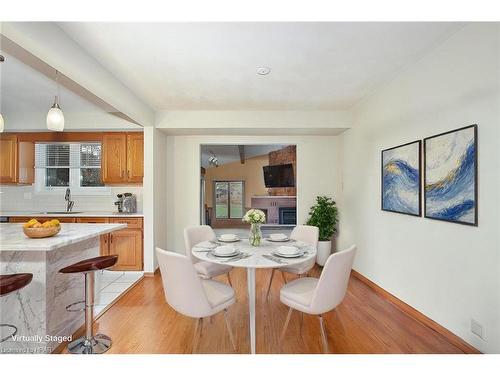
[381,140,422,217]
[423,124,478,226]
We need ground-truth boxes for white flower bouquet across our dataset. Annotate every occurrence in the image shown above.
[242,209,266,224]
[243,209,266,246]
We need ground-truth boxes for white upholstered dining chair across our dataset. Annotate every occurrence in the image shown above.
[265,225,319,299]
[184,225,233,285]
[155,248,237,352]
[279,245,356,353]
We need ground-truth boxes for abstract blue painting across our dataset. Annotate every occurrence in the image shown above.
[424,125,477,226]
[382,140,421,216]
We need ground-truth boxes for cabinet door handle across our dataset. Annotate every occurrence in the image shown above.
[110,236,113,244]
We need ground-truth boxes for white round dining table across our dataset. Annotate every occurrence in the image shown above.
[192,238,316,354]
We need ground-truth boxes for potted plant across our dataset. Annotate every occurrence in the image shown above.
[306,196,338,266]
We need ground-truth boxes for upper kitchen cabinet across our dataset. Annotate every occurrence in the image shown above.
[102,133,127,183]
[102,132,144,184]
[0,134,35,185]
[127,133,144,183]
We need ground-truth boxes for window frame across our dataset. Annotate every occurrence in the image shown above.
[34,142,111,196]
[213,180,245,219]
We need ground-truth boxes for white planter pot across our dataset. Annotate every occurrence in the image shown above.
[316,241,331,266]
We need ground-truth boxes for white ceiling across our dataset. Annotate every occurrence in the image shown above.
[200,144,287,168]
[0,52,103,115]
[58,22,463,111]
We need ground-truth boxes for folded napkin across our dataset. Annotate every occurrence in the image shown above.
[194,241,217,249]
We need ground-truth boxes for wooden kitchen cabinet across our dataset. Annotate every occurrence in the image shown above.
[0,135,34,185]
[102,132,143,184]
[127,133,144,183]
[108,229,143,271]
[102,133,128,183]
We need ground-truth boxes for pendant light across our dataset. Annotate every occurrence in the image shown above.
[46,70,64,131]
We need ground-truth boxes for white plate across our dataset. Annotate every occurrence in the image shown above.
[272,250,306,258]
[267,237,290,242]
[276,245,300,256]
[217,237,240,243]
[211,249,241,258]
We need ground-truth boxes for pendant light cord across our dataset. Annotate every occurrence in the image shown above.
[55,70,60,105]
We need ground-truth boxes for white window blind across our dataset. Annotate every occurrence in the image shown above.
[35,143,102,169]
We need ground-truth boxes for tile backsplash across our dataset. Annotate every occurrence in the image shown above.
[0,185,143,213]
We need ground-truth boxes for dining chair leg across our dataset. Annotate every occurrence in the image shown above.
[223,309,237,351]
[281,271,287,284]
[299,312,304,336]
[192,318,202,354]
[279,307,293,345]
[318,315,329,354]
[226,272,233,287]
[265,269,276,300]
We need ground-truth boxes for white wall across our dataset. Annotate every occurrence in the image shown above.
[142,127,168,273]
[338,23,500,353]
[165,135,342,253]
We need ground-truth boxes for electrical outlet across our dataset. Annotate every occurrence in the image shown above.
[23,192,32,200]
[471,319,484,339]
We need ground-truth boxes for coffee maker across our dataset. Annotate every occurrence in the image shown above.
[114,193,137,213]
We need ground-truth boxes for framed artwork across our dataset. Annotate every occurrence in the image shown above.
[424,124,478,226]
[381,140,422,216]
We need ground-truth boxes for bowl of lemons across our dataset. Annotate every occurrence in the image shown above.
[23,219,61,238]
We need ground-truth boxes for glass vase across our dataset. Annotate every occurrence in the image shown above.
[249,223,262,247]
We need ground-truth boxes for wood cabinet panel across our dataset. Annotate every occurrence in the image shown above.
[109,229,143,271]
[8,216,76,223]
[0,135,18,183]
[127,133,144,183]
[100,234,110,256]
[76,217,109,224]
[102,133,127,183]
[18,141,35,184]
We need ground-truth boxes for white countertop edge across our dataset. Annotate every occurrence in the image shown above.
[0,223,127,252]
[0,212,144,218]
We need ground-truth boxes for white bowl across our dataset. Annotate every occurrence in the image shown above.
[277,245,300,256]
[220,234,238,241]
[214,245,237,256]
[270,233,287,241]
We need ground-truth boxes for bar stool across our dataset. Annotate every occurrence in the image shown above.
[0,273,33,343]
[59,255,118,354]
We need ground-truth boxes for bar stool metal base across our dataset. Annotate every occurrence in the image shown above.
[68,333,112,354]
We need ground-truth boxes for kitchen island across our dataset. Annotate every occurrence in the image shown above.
[0,223,125,354]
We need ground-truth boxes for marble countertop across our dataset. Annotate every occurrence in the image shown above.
[0,211,143,218]
[0,223,127,252]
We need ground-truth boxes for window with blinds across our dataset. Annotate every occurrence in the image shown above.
[35,142,104,188]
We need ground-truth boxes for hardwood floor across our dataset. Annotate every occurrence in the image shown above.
[70,266,468,354]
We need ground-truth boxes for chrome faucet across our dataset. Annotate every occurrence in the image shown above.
[65,188,75,212]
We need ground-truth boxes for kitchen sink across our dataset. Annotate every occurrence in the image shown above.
[37,211,83,215]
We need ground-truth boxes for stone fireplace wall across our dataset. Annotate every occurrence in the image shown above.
[267,145,296,196]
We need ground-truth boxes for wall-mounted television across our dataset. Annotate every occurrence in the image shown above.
[263,164,295,188]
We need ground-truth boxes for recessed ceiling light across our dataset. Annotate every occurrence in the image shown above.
[257,66,271,76]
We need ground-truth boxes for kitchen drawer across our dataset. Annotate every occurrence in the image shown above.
[76,217,109,224]
[9,216,76,223]
[109,217,143,229]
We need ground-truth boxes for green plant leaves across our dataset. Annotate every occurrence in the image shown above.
[305,196,338,241]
